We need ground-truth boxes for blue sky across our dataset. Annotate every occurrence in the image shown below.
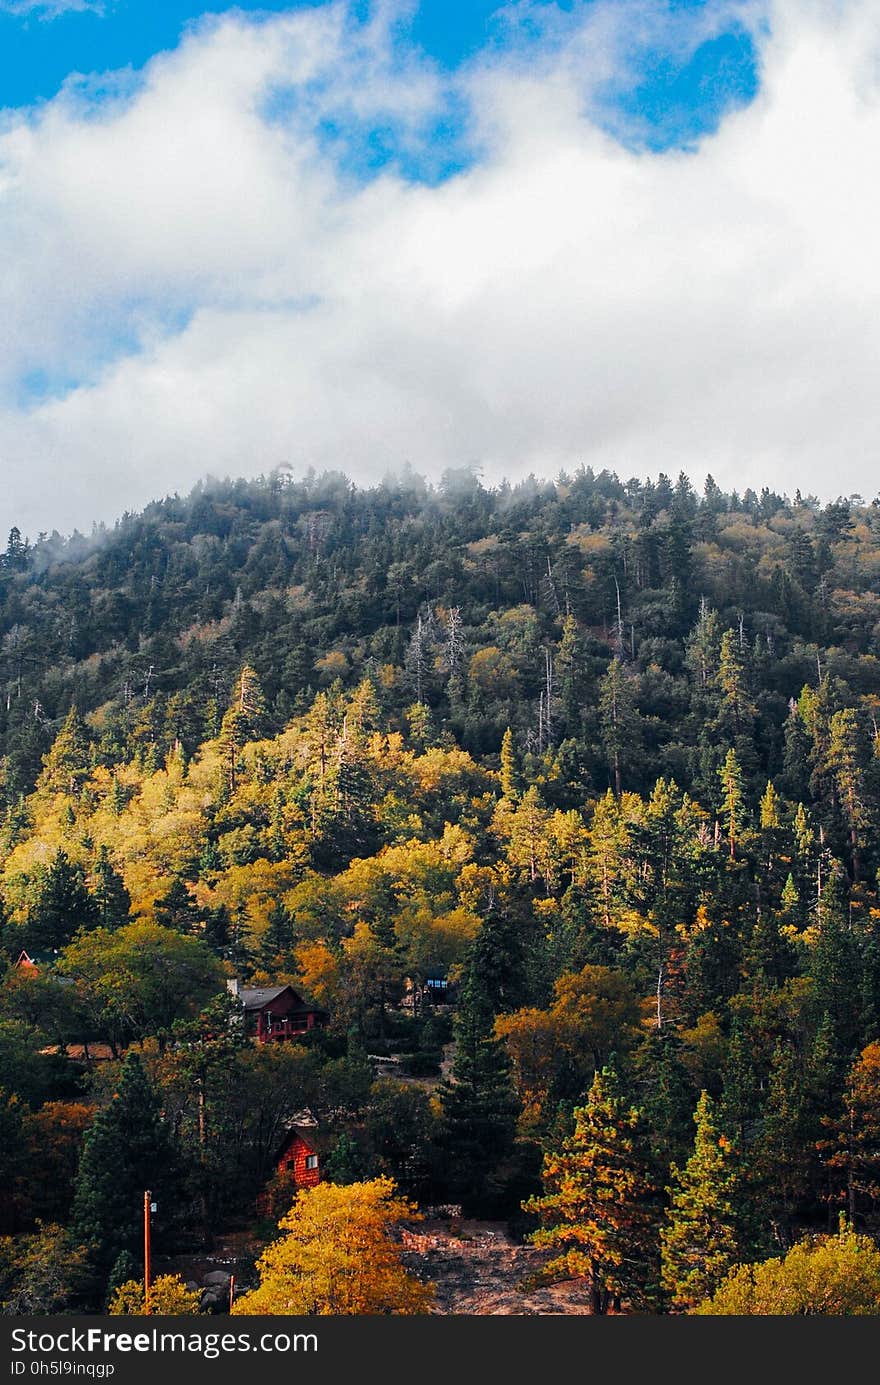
[1,0,759,153]
[1,0,878,538]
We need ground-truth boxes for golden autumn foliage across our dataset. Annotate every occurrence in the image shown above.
[231,1179,434,1316]
[109,1274,201,1315]
[496,965,644,1121]
[695,1223,880,1315]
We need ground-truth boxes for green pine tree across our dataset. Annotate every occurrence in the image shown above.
[714,629,756,741]
[71,1053,185,1270]
[153,877,200,934]
[598,659,640,797]
[23,848,98,951]
[525,1065,662,1313]
[37,707,91,798]
[717,748,746,860]
[499,727,521,801]
[438,972,519,1211]
[661,1091,740,1311]
[91,846,131,930]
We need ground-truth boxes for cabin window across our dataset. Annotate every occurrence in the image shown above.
[305,1154,318,1170]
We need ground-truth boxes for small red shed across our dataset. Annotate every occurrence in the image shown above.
[15,949,43,971]
[275,1125,322,1190]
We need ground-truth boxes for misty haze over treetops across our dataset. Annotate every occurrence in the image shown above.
[1,0,879,539]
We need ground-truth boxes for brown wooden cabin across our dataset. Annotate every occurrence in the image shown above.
[227,980,328,1043]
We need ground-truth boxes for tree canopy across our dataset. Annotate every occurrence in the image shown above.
[231,1178,433,1315]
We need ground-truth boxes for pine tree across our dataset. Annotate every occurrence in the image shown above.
[153,877,200,934]
[218,665,266,794]
[90,846,131,930]
[37,707,90,798]
[203,904,231,954]
[438,972,519,1211]
[717,748,746,860]
[661,1091,740,1311]
[810,889,863,1057]
[719,1012,761,1152]
[404,613,430,704]
[755,1042,812,1235]
[556,613,587,736]
[780,872,802,929]
[505,785,552,884]
[714,628,756,740]
[782,701,812,802]
[24,848,98,951]
[467,908,527,1015]
[499,727,521,801]
[405,701,433,751]
[745,908,796,987]
[684,599,721,704]
[759,780,780,830]
[4,526,28,571]
[633,1028,696,1172]
[585,790,628,929]
[827,707,871,881]
[259,902,292,969]
[525,1066,661,1313]
[598,659,640,797]
[759,780,783,876]
[821,1042,880,1228]
[71,1053,185,1270]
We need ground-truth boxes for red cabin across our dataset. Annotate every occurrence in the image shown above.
[275,1126,322,1189]
[228,981,328,1043]
[15,949,38,971]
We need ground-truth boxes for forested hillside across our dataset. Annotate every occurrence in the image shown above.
[4,465,880,1314]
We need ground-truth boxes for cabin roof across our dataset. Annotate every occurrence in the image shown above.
[275,1120,333,1160]
[238,985,292,1010]
[15,948,60,968]
[237,984,327,1016]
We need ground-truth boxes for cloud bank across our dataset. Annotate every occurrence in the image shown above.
[1,0,879,537]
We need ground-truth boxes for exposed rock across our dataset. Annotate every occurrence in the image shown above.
[402,1220,594,1316]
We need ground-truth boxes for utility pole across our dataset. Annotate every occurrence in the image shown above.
[144,1190,153,1315]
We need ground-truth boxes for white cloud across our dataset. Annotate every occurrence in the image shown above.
[0,0,104,19]
[1,0,879,537]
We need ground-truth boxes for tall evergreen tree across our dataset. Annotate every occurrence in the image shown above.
[438,972,519,1210]
[827,708,871,881]
[717,748,746,860]
[526,1065,661,1313]
[714,629,756,742]
[71,1053,186,1271]
[499,727,521,801]
[598,659,640,797]
[821,1041,880,1228]
[218,665,266,794]
[23,848,98,952]
[90,846,131,930]
[37,707,90,799]
[467,908,528,1015]
[153,877,200,934]
[661,1091,740,1311]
